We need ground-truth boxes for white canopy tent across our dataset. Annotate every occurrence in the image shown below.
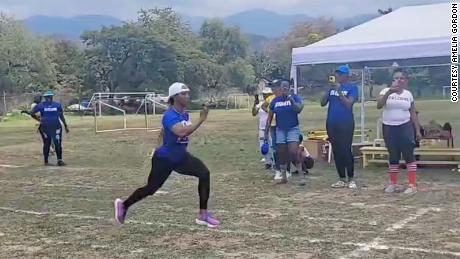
[290,2,451,143]
[291,3,450,67]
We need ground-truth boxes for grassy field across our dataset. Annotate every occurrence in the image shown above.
[1,100,460,258]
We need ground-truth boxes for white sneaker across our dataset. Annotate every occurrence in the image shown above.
[274,171,283,180]
[348,181,357,189]
[286,171,292,179]
[384,184,402,193]
[331,180,347,188]
[403,185,417,194]
[260,158,266,163]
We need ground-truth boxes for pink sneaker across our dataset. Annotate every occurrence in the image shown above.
[114,198,127,224]
[195,212,221,228]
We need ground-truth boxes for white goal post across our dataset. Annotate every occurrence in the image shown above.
[89,92,168,133]
[225,94,251,110]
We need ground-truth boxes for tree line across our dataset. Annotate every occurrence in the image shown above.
[0,8,337,100]
[2,7,447,101]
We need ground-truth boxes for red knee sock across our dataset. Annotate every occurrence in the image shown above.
[407,162,417,186]
[389,164,399,185]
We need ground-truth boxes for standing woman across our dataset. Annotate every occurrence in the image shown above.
[30,91,69,166]
[321,65,359,189]
[265,80,304,185]
[22,93,56,156]
[114,82,220,228]
[377,68,422,194]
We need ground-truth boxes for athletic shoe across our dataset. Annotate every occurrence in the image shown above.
[274,171,283,180]
[403,185,417,194]
[196,212,220,228]
[260,158,266,163]
[299,173,307,186]
[348,181,358,189]
[57,160,66,166]
[384,184,401,193]
[265,164,272,170]
[114,198,127,224]
[331,180,347,188]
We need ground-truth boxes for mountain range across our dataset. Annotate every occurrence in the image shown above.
[23,9,378,39]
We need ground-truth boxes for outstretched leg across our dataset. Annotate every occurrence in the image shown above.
[115,153,174,224]
[175,153,220,228]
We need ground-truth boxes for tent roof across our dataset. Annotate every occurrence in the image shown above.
[292,3,451,66]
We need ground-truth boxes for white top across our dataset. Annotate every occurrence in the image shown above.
[256,103,269,130]
[380,88,414,126]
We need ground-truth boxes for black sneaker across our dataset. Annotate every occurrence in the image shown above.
[57,160,66,166]
[265,164,272,170]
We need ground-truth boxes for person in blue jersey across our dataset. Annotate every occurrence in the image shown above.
[114,82,220,228]
[321,65,359,189]
[22,93,56,156]
[30,90,69,166]
[264,80,305,185]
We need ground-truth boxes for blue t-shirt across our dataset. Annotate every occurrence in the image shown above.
[32,101,63,128]
[269,95,303,129]
[326,83,359,124]
[156,108,190,163]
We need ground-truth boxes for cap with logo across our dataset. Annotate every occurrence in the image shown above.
[168,82,190,98]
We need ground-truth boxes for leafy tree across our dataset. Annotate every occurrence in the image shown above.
[200,19,249,64]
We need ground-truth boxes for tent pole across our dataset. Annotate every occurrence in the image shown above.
[290,65,298,94]
[360,68,366,144]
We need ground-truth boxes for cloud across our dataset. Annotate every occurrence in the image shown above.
[0,0,451,19]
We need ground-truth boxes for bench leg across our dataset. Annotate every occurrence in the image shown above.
[363,153,368,168]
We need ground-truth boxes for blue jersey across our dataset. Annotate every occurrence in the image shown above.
[156,108,190,163]
[326,83,359,124]
[269,95,303,129]
[32,101,63,128]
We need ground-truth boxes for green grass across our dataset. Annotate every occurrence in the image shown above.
[1,101,460,258]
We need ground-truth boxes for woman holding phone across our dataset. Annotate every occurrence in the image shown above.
[377,68,422,194]
[321,65,359,189]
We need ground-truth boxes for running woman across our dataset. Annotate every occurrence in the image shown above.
[265,80,304,185]
[252,87,274,169]
[30,91,69,166]
[377,68,422,194]
[321,65,359,189]
[114,82,220,228]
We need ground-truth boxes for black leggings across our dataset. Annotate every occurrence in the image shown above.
[383,122,416,165]
[123,152,211,210]
[327,122,355,180]
[39,125,62,163]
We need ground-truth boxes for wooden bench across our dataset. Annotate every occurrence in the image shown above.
[360,146,460,169]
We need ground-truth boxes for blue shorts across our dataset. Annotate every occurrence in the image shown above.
[276,126,301,144]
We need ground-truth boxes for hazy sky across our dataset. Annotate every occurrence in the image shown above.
[0,0,451,19]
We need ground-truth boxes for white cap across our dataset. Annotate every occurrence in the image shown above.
[168,82,190,98]
[261,88,272,94]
